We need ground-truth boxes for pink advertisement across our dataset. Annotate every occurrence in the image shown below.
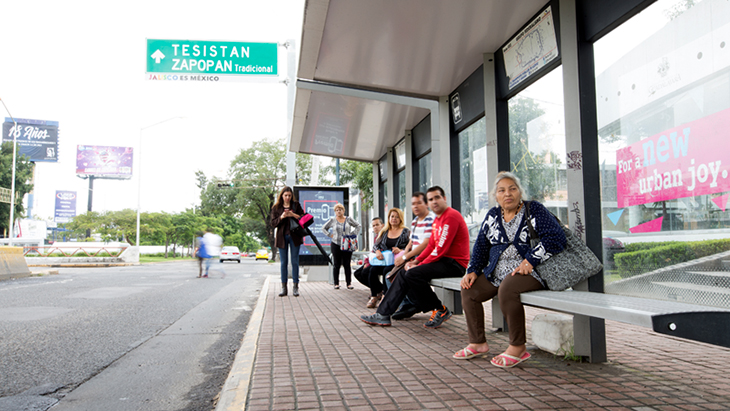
[616,108,730,207]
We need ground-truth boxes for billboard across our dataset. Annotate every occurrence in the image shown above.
[2,118,59,162]
[76,145,134,178]
[616,107,730,208]
[293,186,349,265]
[54,191,77,223]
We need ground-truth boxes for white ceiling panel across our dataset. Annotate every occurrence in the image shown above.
[296,92,428,161]
[292,0,549,161]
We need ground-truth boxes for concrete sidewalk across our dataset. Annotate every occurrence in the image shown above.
[221,278,730,410]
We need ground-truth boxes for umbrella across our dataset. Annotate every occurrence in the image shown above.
[304,227,332,265]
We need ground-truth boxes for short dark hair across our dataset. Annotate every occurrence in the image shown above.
[412,192,427,204]
[426,186,445,198]
[371,217,383,224]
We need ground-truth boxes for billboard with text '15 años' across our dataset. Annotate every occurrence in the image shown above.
[76,145,134,179]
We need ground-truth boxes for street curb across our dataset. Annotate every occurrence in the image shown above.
[215,275,270,411]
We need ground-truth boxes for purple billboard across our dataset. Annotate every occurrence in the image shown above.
[76,145,134,178]
[54,191,77,223]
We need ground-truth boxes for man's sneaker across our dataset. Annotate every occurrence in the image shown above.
[392,304,418,320]
[360,313,391,326]
[424,306,452,329]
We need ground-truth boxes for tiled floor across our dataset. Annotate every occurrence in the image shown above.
[247,280,730,410]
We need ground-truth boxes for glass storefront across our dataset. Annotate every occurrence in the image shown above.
[594,0,730,307]
[395,141,406,209]
[458,117,488,225]
[508,68,568,222]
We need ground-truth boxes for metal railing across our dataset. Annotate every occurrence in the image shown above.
[23,245,129,258]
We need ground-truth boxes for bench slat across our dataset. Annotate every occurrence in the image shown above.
[521,290,730,328]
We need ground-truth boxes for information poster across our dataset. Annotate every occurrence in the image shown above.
[294,186,348,264]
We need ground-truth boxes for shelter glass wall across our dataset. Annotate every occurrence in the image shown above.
[394,140,406,209]
[458,117,488,225]
[594,0,730,308]
[508,67,568,222]
[417,152,432,194]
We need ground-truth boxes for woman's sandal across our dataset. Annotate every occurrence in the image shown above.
[490,352,531,368]
[453,346,490,360]
[347,285,354,290]
[334,285,340,290]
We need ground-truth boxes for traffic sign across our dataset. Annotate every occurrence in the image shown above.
[146,39,278,77]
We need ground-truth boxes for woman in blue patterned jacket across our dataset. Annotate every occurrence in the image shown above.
[454,171,566,368]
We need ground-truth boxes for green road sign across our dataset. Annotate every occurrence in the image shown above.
[146,39,278,76]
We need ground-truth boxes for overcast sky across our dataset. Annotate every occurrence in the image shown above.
[2,0,305,221]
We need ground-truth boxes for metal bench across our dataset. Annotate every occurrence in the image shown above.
[429,278,730,352]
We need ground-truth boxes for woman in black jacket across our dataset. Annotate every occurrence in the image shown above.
[270,186,305,297]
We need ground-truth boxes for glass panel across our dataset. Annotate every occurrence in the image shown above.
[395,141,406,170]
[418,152,432,194]
[398,171,406,210]
[458,117,488,225]
[595,0,730,308]
[378,159,388,182]
[508,67,568,222]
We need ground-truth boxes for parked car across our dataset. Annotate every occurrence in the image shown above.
[220,246,241,263]
[255,249,269,260]
[248,252,256,258]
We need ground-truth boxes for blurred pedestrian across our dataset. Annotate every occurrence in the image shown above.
[202,228,225,278]
[322,203,361,289]
[271,186,305,297]
[194,231,206,278]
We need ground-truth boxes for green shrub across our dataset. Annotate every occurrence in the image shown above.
[616,239,730,278]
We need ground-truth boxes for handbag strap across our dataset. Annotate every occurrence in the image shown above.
[524,201,540,243]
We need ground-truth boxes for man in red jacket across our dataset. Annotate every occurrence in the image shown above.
[360,186,470,328]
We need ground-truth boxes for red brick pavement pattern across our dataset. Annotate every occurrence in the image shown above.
[248,280,730,410]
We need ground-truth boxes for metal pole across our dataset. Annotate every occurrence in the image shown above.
[1,98,18,246]
[137,117,183,250]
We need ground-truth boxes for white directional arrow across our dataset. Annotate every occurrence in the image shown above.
[151,49,165,63]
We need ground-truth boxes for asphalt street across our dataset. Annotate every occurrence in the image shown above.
[0,258,277,411]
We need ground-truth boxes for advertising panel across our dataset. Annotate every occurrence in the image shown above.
[294,186,349,264]
[616,107,730,207]
[2,118,59,162]
[54,191,77,223]
[76,145,134,178]
[502,6,559,90]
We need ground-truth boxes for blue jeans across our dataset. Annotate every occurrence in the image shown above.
[279,234,300,283]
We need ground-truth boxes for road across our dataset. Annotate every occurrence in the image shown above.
[0,258,277,411]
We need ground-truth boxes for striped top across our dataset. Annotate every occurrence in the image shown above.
[410,211,436,246]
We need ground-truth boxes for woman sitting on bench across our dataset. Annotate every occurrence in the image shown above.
[455,171,566,368]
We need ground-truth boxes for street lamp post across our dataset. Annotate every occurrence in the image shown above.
[1,98,18,246]
[136,117,183,253]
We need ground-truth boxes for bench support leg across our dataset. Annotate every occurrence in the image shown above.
[573,315,607,363]
[491,298,505,331]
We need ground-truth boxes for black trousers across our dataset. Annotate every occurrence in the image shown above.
[367,264,394,297]
[330,243,353,285]
[377,257,465,316]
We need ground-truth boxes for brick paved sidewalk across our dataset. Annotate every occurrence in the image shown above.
[246,280,730,410]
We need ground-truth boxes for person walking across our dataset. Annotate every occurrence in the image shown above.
[202,228,225,279]
[456,171,566,368]
[271,186,305,297]
[322,203,361,289]
[194,231,206,278]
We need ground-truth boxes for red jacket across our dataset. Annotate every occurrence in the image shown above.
[418,207,470,268]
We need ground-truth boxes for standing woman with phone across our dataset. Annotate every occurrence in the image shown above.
[271,186,305,297]
[322,203,361,289]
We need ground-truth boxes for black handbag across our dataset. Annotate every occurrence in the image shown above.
[524,202,603,291]
[289,218,307,237]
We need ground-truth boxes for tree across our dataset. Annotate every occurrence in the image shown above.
[0,142,34,236]
[508,97,559,203]
[325,160,374,209]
